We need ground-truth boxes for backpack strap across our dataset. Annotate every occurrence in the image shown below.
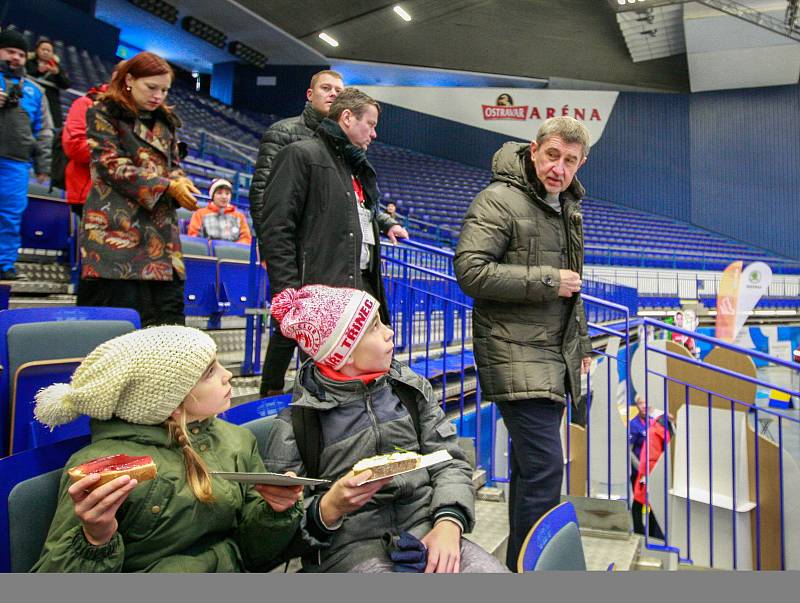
[291,406,322,479]
[292,381,423,480]
[394,383,422,445]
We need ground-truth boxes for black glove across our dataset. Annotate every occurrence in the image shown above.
[383,531,427,573]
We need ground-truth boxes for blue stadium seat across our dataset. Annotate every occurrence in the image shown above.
[0,307,140,457]
[517,501,587,571]
[20,196,73,258]
[0,435,91,572]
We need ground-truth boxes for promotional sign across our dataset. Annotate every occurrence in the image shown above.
[715,261,742,342]
[715,261,772,342]
[358,86,619,146]
[733,262,772,339]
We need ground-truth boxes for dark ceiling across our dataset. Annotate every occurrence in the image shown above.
[237,0,690,91]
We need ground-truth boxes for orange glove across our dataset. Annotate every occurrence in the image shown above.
[168,177,200,211]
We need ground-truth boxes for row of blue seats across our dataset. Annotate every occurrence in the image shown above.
[20,197,267,323]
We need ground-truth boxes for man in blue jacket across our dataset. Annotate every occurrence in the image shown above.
[0,29,53,280]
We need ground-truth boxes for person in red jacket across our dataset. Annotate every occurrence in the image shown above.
[633,410,673,540]
[188,178,252,245]
[62,84,108,216]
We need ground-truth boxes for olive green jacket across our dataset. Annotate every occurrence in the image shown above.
[454,142,592,417]
[32,417,302,573]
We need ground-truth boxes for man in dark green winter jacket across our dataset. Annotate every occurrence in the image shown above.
[250,69,344,397]
[454,116,593,572]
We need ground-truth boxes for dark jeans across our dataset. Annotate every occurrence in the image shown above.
[495,399,565,572]
[259,320,297,395]
[77,276,185,327]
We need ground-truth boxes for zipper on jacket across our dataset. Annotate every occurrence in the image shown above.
[562,205,573,271]
[364,389,383,453]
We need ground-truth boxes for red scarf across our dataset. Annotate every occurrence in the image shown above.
[316,362,386,385]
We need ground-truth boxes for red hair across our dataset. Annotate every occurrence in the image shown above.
[101,51,174,116]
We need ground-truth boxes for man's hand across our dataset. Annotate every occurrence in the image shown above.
[558,269,582,298]
[318,470,392,526]
[253,471,303,512]
[36,173,49,185]
[421,521,462,573]
[0,90,7,109]
[386,224,409,244]
[581,356,591,375]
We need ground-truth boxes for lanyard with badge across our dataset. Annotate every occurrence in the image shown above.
[353,175,375,245]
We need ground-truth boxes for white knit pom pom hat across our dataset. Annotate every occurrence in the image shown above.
[34,326,217,428]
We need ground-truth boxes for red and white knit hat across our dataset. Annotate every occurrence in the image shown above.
[209,178,233,198]
[270,285,380,370]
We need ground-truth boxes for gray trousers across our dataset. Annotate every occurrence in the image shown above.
[350,538,509,573]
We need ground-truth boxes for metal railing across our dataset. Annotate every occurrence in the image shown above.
[641,319,800,569]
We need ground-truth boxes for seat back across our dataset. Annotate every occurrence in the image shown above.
[183,255,220,316]
[212,241,250,261]
[517,501,587,571]
[8,469,62,572]
[5,320,137,455]
[180,235,211,256]
[217,261,266,317]
[20,196,71,252]
[0,308,140,457]
[0,434,90,572]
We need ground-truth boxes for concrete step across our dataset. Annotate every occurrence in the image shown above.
[581,530,641,571]
[465,498,508,565]
[567,495,633,535]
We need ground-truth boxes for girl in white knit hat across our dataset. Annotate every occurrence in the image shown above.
[31,325,303,572]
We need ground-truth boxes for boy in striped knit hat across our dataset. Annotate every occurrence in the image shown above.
[263,284,507,573]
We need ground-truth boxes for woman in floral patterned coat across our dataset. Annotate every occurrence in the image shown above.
[77,51,200,326]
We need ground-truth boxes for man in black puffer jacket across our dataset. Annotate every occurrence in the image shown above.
[250,70,344,396]
[259,88,408,361]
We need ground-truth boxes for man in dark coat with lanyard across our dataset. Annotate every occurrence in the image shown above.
[250,69,344,396]
[259,87,408,333]
[454,117,593,571]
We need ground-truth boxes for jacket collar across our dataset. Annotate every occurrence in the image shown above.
[317,118,376,178]
[206,202,236,215]
[88,416,216,447]
[301,102,324,132]
[99,98,180,161]
[290,359,425,410]
[315,362,388,385]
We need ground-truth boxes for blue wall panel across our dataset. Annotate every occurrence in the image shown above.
[690,85,800,260]
[230,64,329,119]
[375,87,799,260]
[375,103,515,171]
[1,0,119,59]
[580,92,691,223]
[375,93,692,224]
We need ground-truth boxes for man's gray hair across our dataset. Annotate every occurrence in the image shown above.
[328,87,381,122]
[535,117,591,158]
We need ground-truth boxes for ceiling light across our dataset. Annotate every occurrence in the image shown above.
[318,32,339,47]
[393,5,412,21]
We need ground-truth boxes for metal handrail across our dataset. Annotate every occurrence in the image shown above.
[645,318,800,372]
[641,317,799,569]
